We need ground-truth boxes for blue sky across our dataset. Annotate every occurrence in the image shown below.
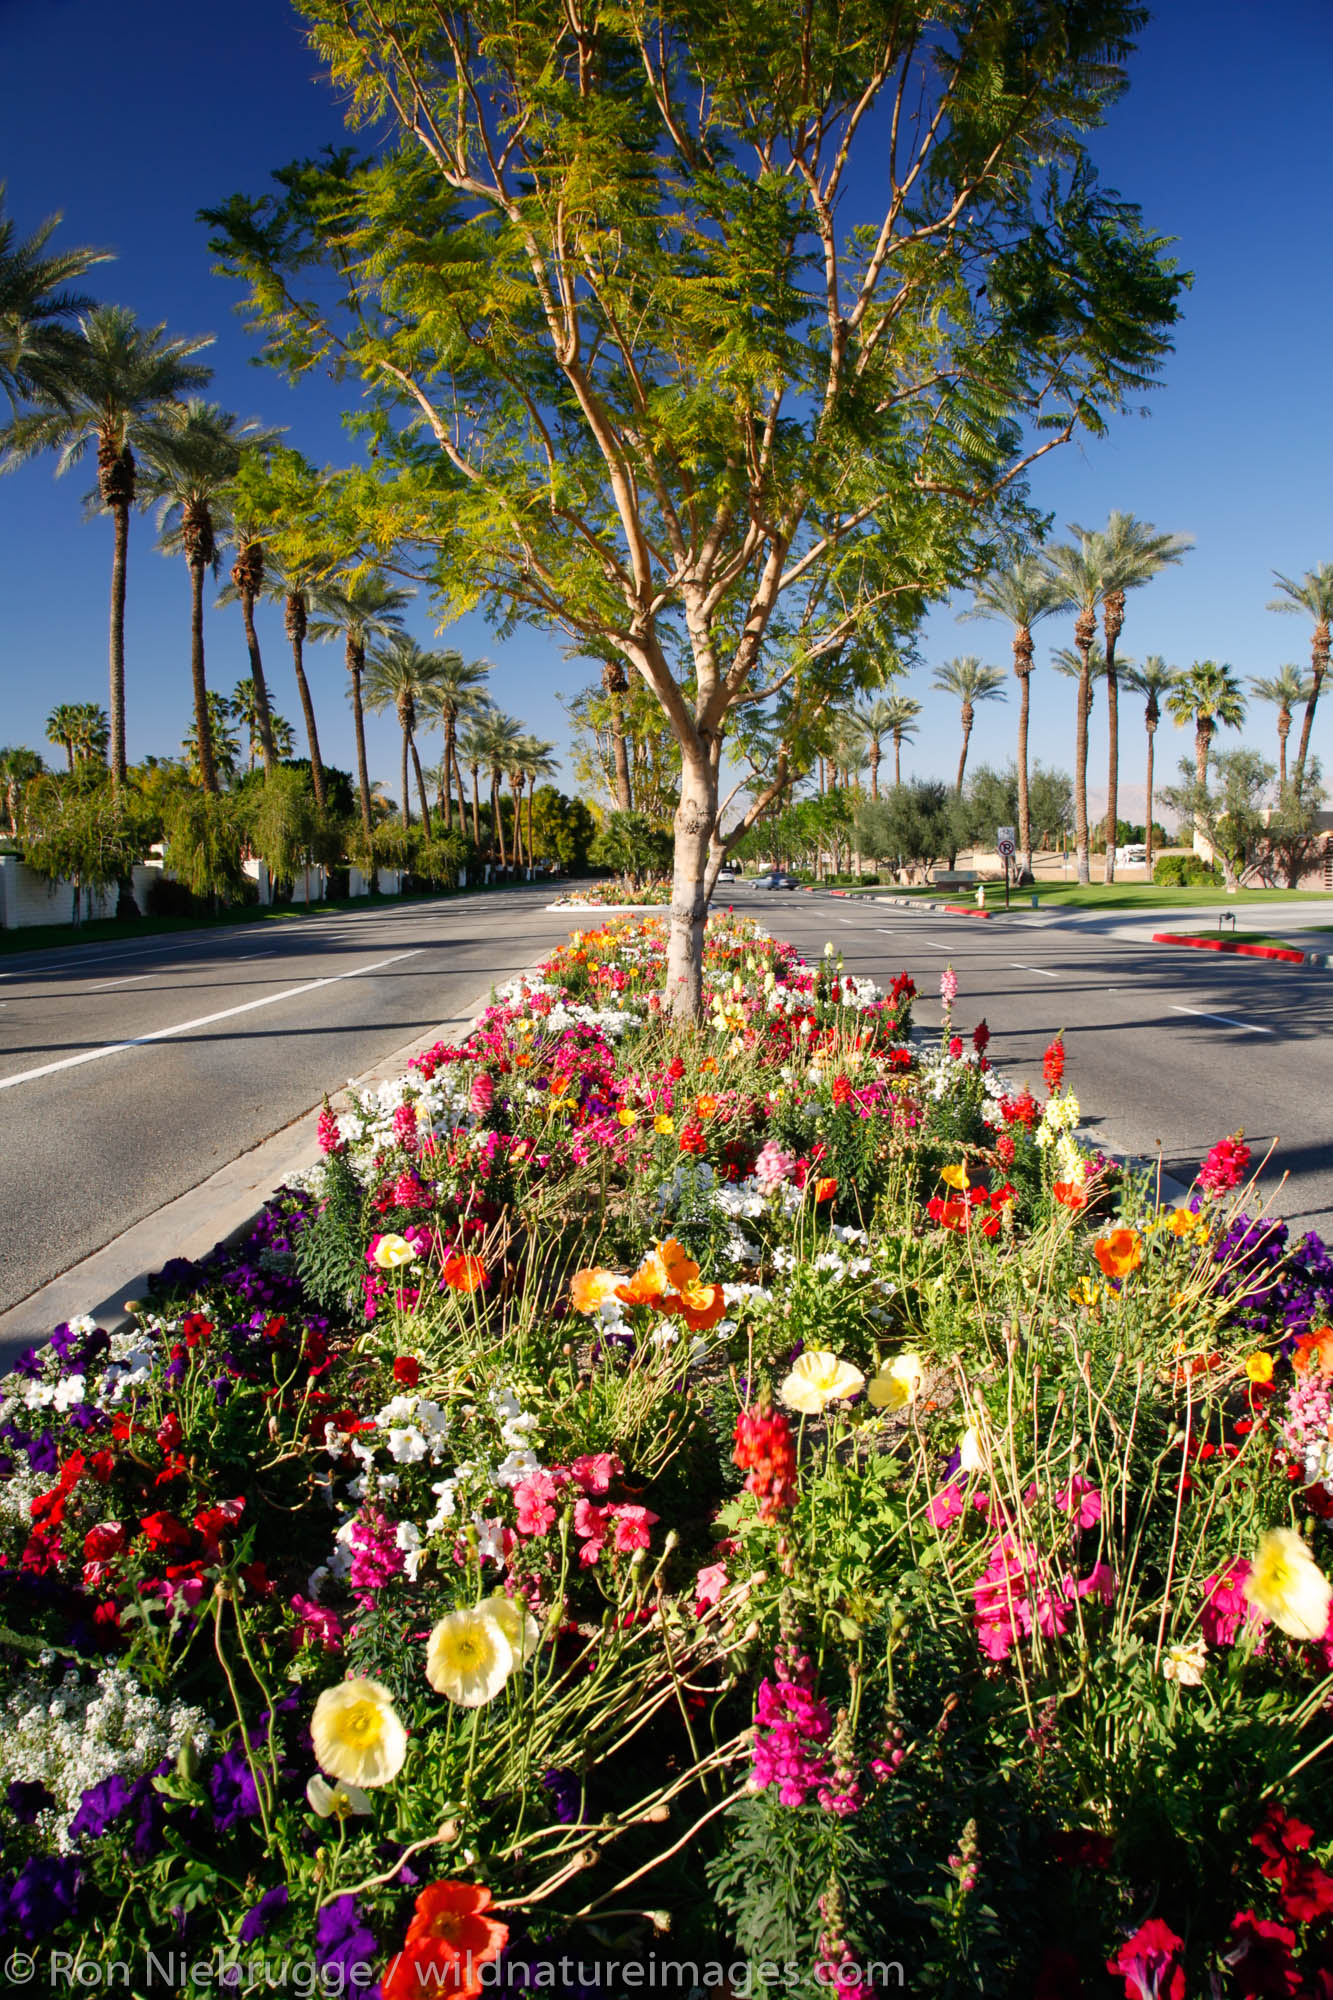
[1,0,1330,819]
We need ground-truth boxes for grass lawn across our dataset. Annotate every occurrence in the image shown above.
[840,881,1333,912]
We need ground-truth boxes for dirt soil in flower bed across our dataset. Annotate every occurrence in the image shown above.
[4,915,1333,1998]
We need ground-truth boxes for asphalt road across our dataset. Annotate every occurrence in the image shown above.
[0,887,576,1315]
[730,886,1333,1240]
[2,883,1330,1319]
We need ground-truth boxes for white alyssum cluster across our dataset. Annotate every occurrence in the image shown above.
[0,1665,212,1851]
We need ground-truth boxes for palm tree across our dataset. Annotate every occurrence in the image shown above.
[364,636,445,833]
[520,738,561,868]
[1042,535,1109,885]
[214,450,289,778]
[959,555,1062,871]
[46,703,87,772]
[1065,513,1191,881]
[1120,657,1175,871]
[931,658,1007,794]
[309,573,413,841]
[419,652,491,830]
[1050,643,1111,858]
[0,745,44,836]
[143,402,280,795]
[261,556,344,815]
[0,186,107,415]
[1165,661,1246,792]
[457,716,492,852]
[230,679,295,770]
[854,697,900,798]
[1250,666,1314,792]
[182,690,241,786]
[476,710,526,866]
[882,695,922,790]
[1268,563,1333,791]
[1,305,212,785]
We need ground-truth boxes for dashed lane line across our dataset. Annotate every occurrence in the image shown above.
[1169,1004,1273,1036]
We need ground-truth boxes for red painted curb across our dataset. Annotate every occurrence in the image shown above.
[1151,932,1305,964]
[943,903,992,919]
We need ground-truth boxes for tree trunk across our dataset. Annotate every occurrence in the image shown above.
[1015,666,1033,877]
[1278,713,1290,792]
[665,756,717,1020]
[411,735,433,836]
[1195,721,1212,791]
[1073,609,1095,885]
[511,779,525,867]
[610,693,633,811]
[490,774,504,865]
[869,743,880,798]
[893,735,902,789]
[526,783,536,869]
[440,716,455,829]
[1293,623,1327,791]
[290,638,326,812]
[1144,722,1157,871]
[188,558,219,794]
[454,751,468,838]
[470,767,481,850]
[955,708,972,794]
[238,585,276,778]
[400,730,412,830]
[108,497,130,789]
[346,638,373,844]
[1102,590,1125,885]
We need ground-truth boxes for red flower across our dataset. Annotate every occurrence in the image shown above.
[82,1520,128,1591]
[194,1498,245,1561]
[383,1881,509,2000]
[926,1196,971,1232]
[393,1356,421,1389]
[1108,1917,1184,2000]
[1054,1181,1087,1212]
[814,1176,838,1205]
[1226,1913,1300,1998]
[1043,1036,1066,1091]
[182,1313,213,1348]
[678,1121,706,1157]
[831,1075,853,1107]
[156,1413,183,1455]
[995,1133,1016,1167]
[667,1056,686,1081]
[733,1403,798,1522]
[972,1020,991,1056]
[1252,1807,1333,1923]
[139,1511,192,1555]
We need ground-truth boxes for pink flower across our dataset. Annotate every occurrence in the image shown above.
[1108,1916,1185,2000]
[514,1474,560,1538]
[940,965,959,1007]
[926,1484,965,1530]
[611,1504,659,1554]
[1197,1131,1251,1196]
[753,1140,795,1194]
[291,1595,343,1651]
[392,1102,418,1147]
[571,1452,621,1496]
[316,1106,345,1155]
[573,1497,610,1564]
[1055,1474,1104,1531]
[694,1562,728,1616]
[1202,1560,1267,1649]
[469,1073,495,1118]
[1074,1562,1117,1606]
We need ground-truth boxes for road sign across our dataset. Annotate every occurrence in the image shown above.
[996,826,1016,858]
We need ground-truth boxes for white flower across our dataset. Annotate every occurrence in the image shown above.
[396,1521,424,1582]
[1162,1640,1207,1687]
[385,1427,428,1465]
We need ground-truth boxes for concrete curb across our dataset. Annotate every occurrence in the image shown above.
[1151,931,1308,965]
[0,965,548,1363]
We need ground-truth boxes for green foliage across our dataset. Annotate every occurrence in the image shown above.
[1162,748,1277,889]
[856,782,969,874]
[529,785,596,871]
[292,1144,366,1312]
[1152,851,1220,887]
[589,810,673,883]
[246,765,325,892]
[161,787,247,903]
[20,771,153,914]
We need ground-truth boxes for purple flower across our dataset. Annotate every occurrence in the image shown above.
[314,1894,380,1999]
[5,1855,82,1937]
[9,1347,43,1380]
[69,1774,136,1842]
[239,1883,289,1944]
[207,1743,261,1833]
[23,1431,58,1477]
[541,1767,582,1824]
[6,1780,54,1825]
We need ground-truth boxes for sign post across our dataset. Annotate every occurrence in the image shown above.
[996,826,1016,910]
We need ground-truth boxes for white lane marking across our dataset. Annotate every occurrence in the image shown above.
[0,950,422,1092]
[919,939,954,950]
[86,973,155,992]
[1010,962,1060,979]
[1169,1004,1273,1036]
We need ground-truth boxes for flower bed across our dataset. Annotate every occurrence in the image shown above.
[4,914,1333,1997]
[550,880,672,908]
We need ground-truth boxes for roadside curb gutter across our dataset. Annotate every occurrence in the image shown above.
[0,966,548,1363]
[1151,932,1323,967]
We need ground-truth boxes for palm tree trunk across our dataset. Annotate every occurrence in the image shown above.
[290,641,326,813]
[1293,628,1327,791]
[469,766,481,851]
[400,730,412,830]
[1102,593,1125,886]
[1073,611,1095,885]
[188,558,218,794]
[1015,668,1032,875]
[1278,713,1290,792]
[893,734,902,789]
[1144,724,1157,871]
[108,498,130,790]
[955,709,972,794]
[869,744,880,799]
[511,778,525,869]
[526,783,535,869]
[454,751,468,838]
[240,588,276,778]
[411,737,433,836]
[440,717,455,829]
[491,774,505,867]
[346,639,373,845]
[1195,722,1211,791]
[609,693,633,812]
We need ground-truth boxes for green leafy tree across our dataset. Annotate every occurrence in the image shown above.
[1268,563,1333,791]
[20,772,153,924]
[1259,763,1327,889]
[247,764,326,899]
[1,306,212,785]
[932,658,1007,794]
[562,673,681,821]
[528,787,595,872]
[1026,762,1075,849]
[0,185,108,415]
[959,555,1062,871]
[1068,511,1191,879]
[204,0,1184,1014]
[589,810,673,886]
[1161,748,1276,892]
[161,787,247,906]
[855,779,964,881]
[1250,666,1314,793]
[1166,661,1246,793]
[1120,655,1176,870]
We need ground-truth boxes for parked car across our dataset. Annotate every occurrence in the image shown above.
[716,866,738,885]
[755,871,799,890]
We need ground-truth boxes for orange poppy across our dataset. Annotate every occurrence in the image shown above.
[617,1237,699,1307]
[570,1267,625,1315]
[1295,1325,1333,1377]
[667,1279,728,1331]
[1053,1181,1087,1212]
[441,1253,488,1293]
[700,1056,718,1074]
[383,1881,508,2000]
[1092,1228,1143,1279]
[694,1093,720,1121]
[814,1177,838,1204]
